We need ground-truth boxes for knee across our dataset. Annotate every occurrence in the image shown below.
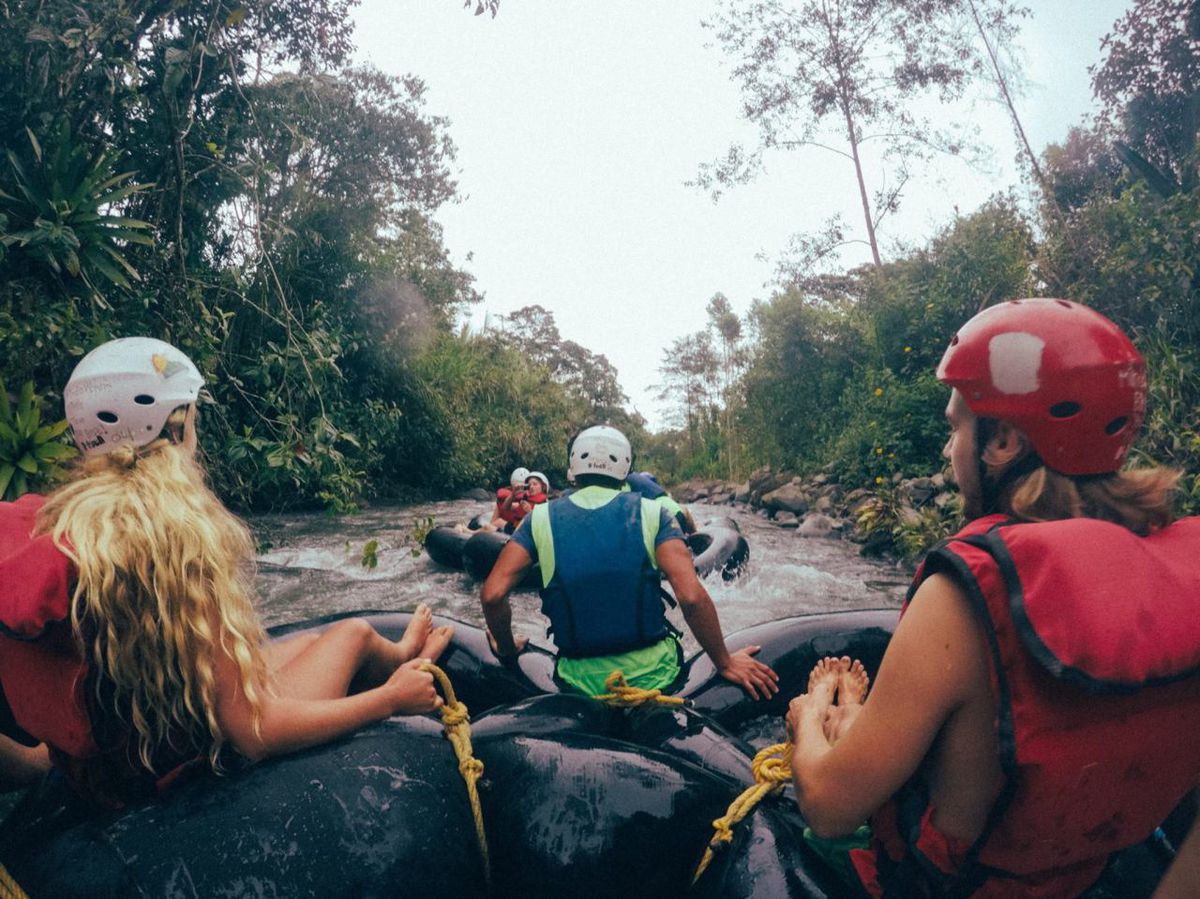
[325,617,376,652]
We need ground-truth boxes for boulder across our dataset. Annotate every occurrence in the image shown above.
[460,487,493,501]
[761,483,810,515]
[797,513,835,539]
[906,477,936,506]
[774,511,799,528]
[812,494,834,514]
[732,482,751,503]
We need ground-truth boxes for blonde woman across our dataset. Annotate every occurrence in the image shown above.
[0,337,451,807]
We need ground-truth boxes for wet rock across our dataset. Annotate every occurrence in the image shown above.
[931,472,946,489]
[812,495,834,514]
[906,477,936,506]
[761,483,809,515]
[460,488,492,501]
[774,511,799,528]
[733,482,751,503]
[797,513,835,539]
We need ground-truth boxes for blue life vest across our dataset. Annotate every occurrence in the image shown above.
[529,487,668,658]
[625,471,667,500]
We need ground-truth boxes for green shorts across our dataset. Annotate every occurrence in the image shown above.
[802,824,872,885]
[555,635,682,697]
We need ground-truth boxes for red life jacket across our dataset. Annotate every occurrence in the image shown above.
[0,494,96,761]
[854,515,1200,898]
[0,496,204,806]
[496,486,544,525]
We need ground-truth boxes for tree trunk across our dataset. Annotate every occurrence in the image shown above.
[841,95,882,267]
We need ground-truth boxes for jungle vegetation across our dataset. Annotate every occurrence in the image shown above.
[1,0,1195,526]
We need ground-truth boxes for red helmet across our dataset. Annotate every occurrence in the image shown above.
[936,298,1146,475]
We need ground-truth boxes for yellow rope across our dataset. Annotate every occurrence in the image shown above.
[420,663,491,890]
[691,742,793,885]
[0,862,28,899]
[594,670,688,708]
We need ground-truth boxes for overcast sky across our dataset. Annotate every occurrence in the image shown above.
[352,1,1133,429]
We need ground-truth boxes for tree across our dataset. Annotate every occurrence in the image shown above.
[1091,0,1200,196]
[697,0,1023,269]
[498,305,631,423]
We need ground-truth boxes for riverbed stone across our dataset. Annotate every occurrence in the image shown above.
[460,487,492,501]
[761,483,809,515]
[733,482,751,503]
[797,513,835,538]
[774,511,798,527]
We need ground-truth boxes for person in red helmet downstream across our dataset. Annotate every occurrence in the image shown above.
[785,299,1200,898]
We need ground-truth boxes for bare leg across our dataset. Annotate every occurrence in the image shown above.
[263,631,321,674]
[270,607,437,702]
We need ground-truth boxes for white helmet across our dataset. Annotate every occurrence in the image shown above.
[510,466,531,487]
[568,425,632,483]
[526,471,549,491]
[65,337,204,456]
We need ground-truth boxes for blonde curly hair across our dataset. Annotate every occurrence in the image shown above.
[36,406,267,772]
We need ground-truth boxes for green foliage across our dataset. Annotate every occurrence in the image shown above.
[856,486,962,562]
[409,515,435,557]
[0,126,150,302]
[1131,329,1200,514]
[0,0,617,513]
[0,379,77,500]
[360,539,379,569]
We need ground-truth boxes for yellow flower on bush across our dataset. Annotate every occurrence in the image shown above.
[873,387,883,397]
[904,346,912,353]
[874,476,884,485]
[875,447,883,455]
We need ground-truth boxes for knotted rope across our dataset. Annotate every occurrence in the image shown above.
[0,862,28,899]
[420,663,490,890]
[692,741,792,885]
[594,670,688,709]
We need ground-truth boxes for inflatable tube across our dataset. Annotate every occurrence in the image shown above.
[422,523,471,569]
[3,609,1180,899]
[688,518,750,581]
[461,528,541,589]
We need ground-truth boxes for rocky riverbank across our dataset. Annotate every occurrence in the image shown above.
[669,466,962,563]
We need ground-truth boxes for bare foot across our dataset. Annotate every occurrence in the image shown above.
[417,624,454,663]
[838,658,870,706]
[397,604,434,662]
[807,656,845,700]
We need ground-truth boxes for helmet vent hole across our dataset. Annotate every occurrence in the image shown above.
[580,452,590,459]
[608,454,617,462]
[1104,416,1128,436]
[1049,401,1081,419]
[950,335,959,346]
[134,394,155,405]
[1056,300,1073,309]
[97,411,119,424]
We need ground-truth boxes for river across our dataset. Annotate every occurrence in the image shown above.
[252,496,910,653]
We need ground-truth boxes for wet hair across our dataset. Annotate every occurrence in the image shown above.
[36,405,268,773]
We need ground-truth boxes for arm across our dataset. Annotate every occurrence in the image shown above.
[214,653,441,763]
[657,538,778,699]
[479,540,534,658]
[787,573,987,837]
[0,734,49,792]
[1154,790,1200,899]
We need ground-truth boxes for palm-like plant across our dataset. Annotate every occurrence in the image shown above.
[0,125,152,302]
[0,379,77,500]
